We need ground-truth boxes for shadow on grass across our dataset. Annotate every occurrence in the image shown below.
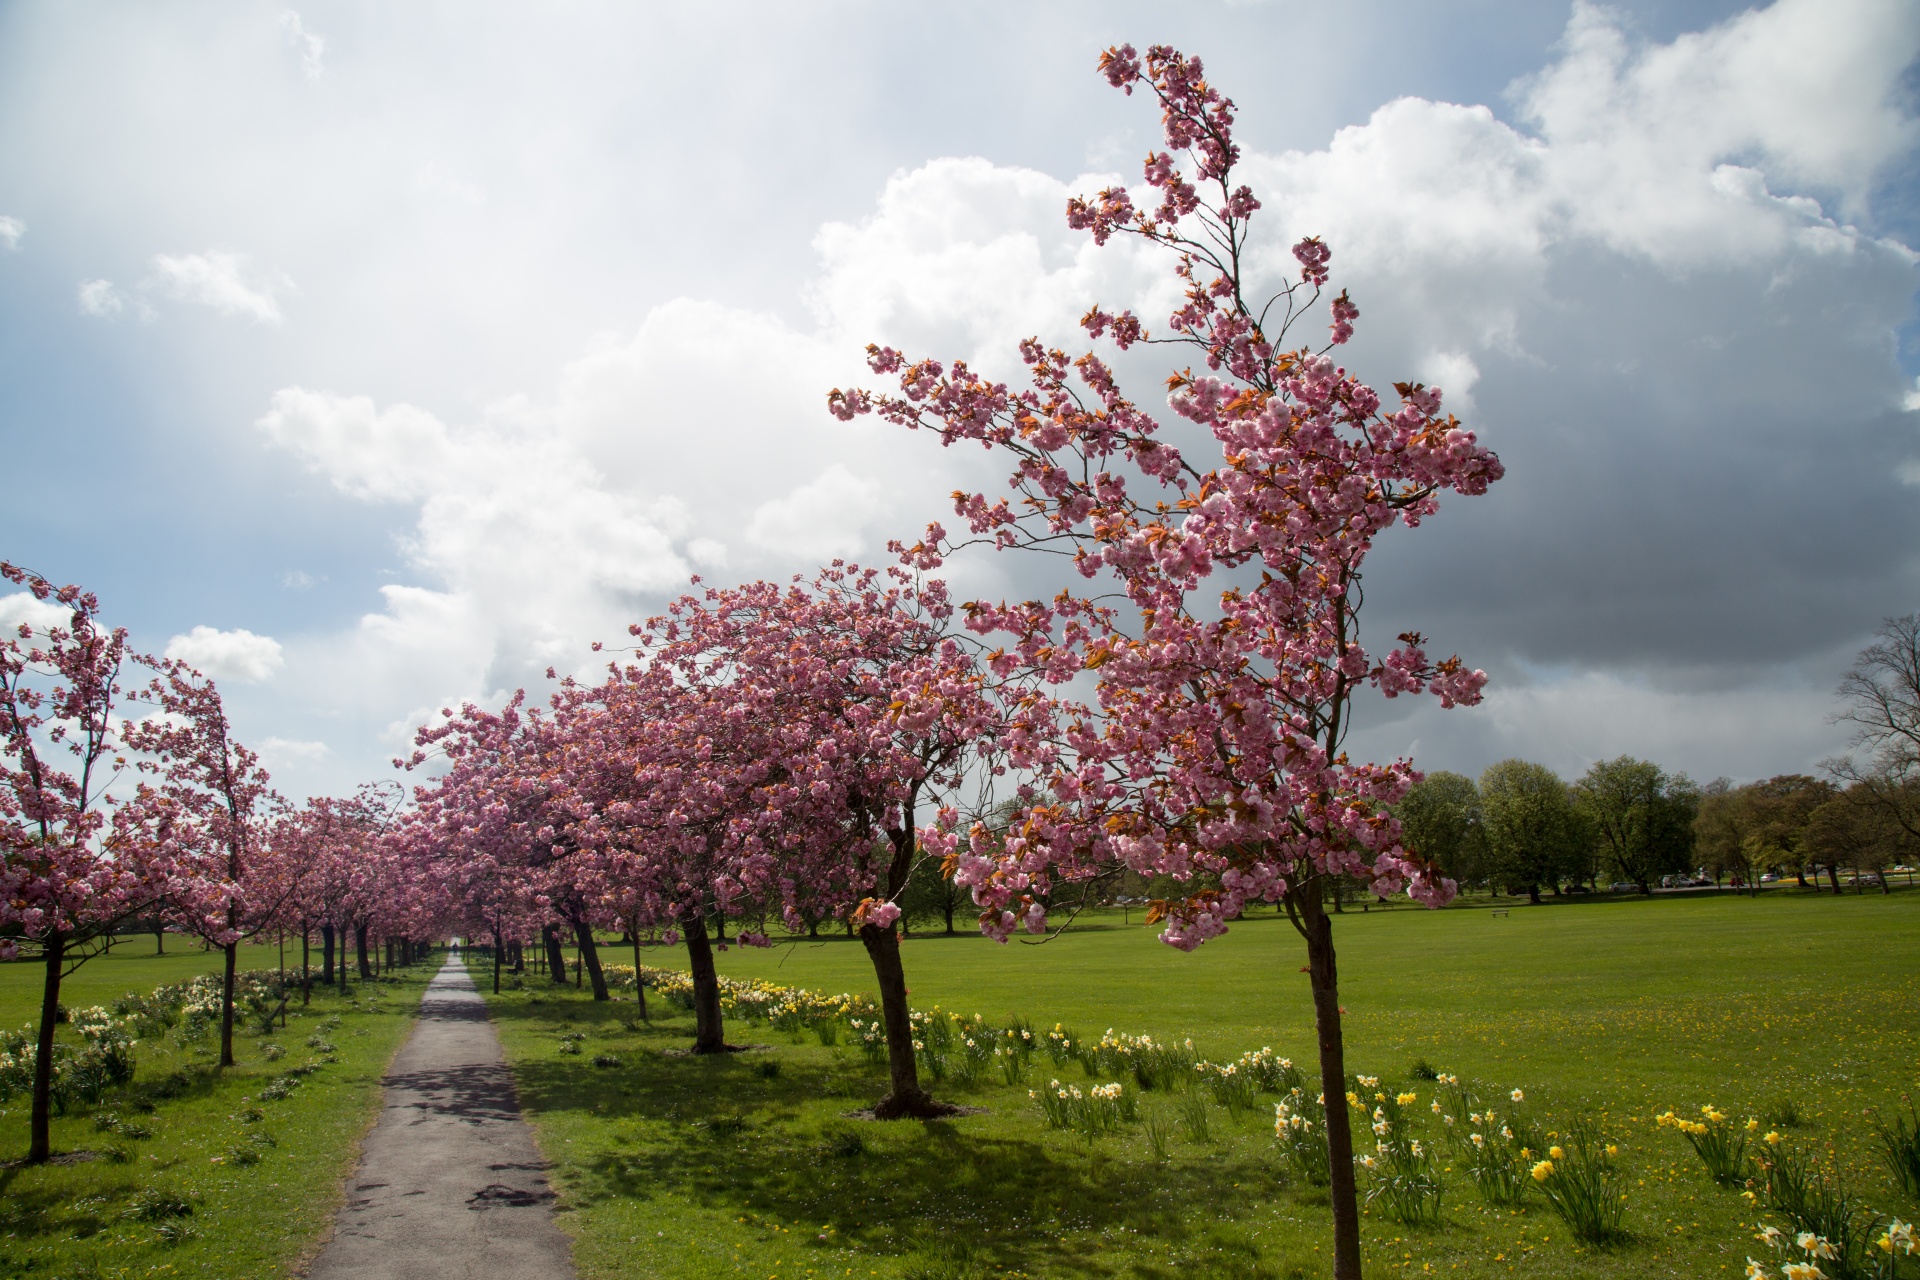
[491,995,1311,1279]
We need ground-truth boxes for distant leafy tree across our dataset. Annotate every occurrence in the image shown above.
[1747,774,1837,887]
[1694,779,1759,892]
[1478,760,1582,904]
[1570,756,1699,894]
[1692,775,1836,895]
[1805,784,1914,893]
[900,844,969,934]
[1395,771,1487,887]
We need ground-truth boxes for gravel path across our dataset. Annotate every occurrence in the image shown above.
[306,952,576,1280]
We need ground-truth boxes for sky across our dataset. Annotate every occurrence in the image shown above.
[1,0,1916,800]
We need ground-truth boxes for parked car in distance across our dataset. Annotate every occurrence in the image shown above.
[1564,884,1592,895]
[1609,882,1637,893]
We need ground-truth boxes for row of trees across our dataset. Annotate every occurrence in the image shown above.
[1395,643,1920,902]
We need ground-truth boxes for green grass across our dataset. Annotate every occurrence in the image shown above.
[478,890,1920,1279]
[0,940,433,1280]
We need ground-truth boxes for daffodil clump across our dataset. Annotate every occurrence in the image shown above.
[1031,1077,1137,1138]
[1527,1116,1628,1244]
[1451,1085,1547,1208]
[1273,1086,1331,1187]
[1752,1137,1914,1280]
[1658,1102,1755,1184]
[1748,1217,1917,1280]
[1352,1083,1445,1225]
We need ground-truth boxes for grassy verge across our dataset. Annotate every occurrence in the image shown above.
[0,942,434,1280]
[477,891,1920,1279]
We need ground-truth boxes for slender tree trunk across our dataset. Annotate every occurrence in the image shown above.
[355,923,373,980]
[631,926,647,1020]
[1527,882,1542,906]
[153,923,164,955]
[1826,864,1843,895]
[492,923,503,994]
[29,932,66,1164]
[219,941,238,1068]
[860,923,949,1118]
[321,924,335,984]
[574,916,609,1001]
[682,915,728,1054]
[1296,883,1363,1280]
[301,927,311,1005]
[542,926,568,985]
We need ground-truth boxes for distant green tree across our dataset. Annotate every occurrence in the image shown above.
[1395,771,1488,888]
[1479,759,1582,904]
[900,846,969,935]
[1805,784,1913,894]
[1570,757,1700,894]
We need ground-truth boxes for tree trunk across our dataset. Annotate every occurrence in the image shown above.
[1527,882,1542,905]
[1826,864,1843,895]
[631,928,648,1019]
[943,899,955,935]
[860,923,950,1118]
[682,915,728,1054]
[542,926,568,985]
[355,922,373,980]
[1298,884,1363,1280]
[219,941,238,1068]
[29,932,65,1164]
[301,927,311,1005]
[574,916,609,1001]
[492,923,503,994]
[153,923,164,955]
[321,924,335,985]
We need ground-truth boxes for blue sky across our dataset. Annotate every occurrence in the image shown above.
[2,0,1916,798]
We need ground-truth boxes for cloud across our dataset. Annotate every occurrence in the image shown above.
[12,0,1889,795]
[0,216,21,251]
[0,591,76,634]
[148,250,288,324]
[745,465,886,561]
[260,735,330,764]
[76,278,153,321]
[164,625,286,682]
[280,10,326,82]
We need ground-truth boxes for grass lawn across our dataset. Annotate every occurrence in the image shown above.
[479,889,1920,1280]
[0,939,435,1280]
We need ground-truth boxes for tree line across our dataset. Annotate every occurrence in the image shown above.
[1392,613,1920,903]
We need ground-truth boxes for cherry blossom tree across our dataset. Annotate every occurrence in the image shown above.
[834,46,1502,1276]
[631,565,997,1114]
[0,564,202,1162]
[123,660,284,1067]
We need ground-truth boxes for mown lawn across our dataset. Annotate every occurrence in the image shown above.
[480,889,1920,1280]
[0,940,434,1280]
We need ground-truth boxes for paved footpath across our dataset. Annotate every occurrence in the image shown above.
[306,951,576,1280]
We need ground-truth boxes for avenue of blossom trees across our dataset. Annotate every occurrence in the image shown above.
[1,45,1517,1279]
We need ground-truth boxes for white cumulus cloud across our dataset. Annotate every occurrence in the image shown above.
[149,250,288,324]
[0,591,76,634]
[0,216,22,251]
[164,625,286,683]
